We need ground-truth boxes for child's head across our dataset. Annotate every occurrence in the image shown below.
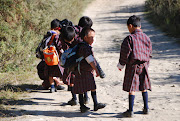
[51,19,61,29]
[78,16,93,28]
[80,27,95,45]
[127,15,141,33]
[127,15,141,27]
[61,26,75,43]
[51,19,61,34]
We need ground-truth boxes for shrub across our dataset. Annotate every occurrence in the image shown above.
[145,0,180,37]
[0,0,91,72]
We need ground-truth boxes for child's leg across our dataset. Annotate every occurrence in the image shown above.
[84,92,90,104]
[70,85,77,101]
[128,92,135,112]
[142,90,149,114]
[122,92,135,117]
[84,92,88,99]
[142,90,148,109]
[91,90,106,111]
[91,90,98,106]
[79,94,85,107]
[49,76,55,93]
[67,84,77,106]
[79,93,90,113]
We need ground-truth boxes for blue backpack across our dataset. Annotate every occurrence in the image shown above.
[60,42,84,73]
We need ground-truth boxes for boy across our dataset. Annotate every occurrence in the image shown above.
[72,27,106,113]
[43,19,64,93]
[62,16,93,106]
[117,15,152,117]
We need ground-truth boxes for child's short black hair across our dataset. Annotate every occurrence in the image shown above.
[51,19,61,29]
[80,27,95,40]
[78,16,93,28]
[127,15,141,27]
[61,26,75,42]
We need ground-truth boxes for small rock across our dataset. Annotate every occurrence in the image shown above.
[171,85,175,87]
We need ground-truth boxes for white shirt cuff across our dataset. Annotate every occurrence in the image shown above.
[85,55,94,64]
[117,62,125,70]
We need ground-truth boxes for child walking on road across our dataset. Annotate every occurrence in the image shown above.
[117,15,152,117]
[62,16,93,106]
[73,27,106,113]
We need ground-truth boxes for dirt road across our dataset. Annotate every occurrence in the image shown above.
[2,0,180,121]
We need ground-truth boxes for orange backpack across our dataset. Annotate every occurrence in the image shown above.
[43,34,59,66]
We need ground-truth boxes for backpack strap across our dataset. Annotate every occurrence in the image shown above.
[47,34,56,46]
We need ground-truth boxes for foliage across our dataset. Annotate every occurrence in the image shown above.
[0,0,91,72]
[145,0,180,37]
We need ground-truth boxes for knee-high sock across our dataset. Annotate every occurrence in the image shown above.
[84,92,88,99]
[129,95,135,111]
[70,87,77,100]
[51,84,55,88]
[91,91,98,106]
[79,94,84,107]
[142,91,149,109]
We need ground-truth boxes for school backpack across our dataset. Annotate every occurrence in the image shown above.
[36,31,56,59]
[43,34,60,66]
[60,42,84,73]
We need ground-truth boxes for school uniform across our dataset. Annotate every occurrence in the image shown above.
[73,42,96,94]
[61,31,83,85]
[117,29,152,92]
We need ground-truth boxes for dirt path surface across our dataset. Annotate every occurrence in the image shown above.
[2,0,180,121]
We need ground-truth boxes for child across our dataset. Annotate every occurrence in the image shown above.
[62,16,93,106]
[73,27,106,113]
[43,19,64,93]
[117,15,152,117]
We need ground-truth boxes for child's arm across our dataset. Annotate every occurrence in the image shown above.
[89,61,100,77]
[85,55,100,77]
[117,36,132,71]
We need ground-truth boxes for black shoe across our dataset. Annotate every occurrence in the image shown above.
[83,97,90,104]
[94,103,106,111]
[80,106,90,113]
[56,85,65,90]
[67,99,78,106]
[55,88,57,92]
[143,108,149,114]
[122,110,134,117]
[50,88,55,93]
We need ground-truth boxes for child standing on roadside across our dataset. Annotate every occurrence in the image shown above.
[117,15,152,117]
[43,19,64,93]
[73,27,106,113]
[62,16,93,106]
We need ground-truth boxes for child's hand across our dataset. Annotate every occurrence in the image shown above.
[95,70,100,77]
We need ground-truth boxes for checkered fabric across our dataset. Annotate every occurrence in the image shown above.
[119,29,152,92]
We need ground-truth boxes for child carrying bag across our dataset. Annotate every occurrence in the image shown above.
[43,34,59,66]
